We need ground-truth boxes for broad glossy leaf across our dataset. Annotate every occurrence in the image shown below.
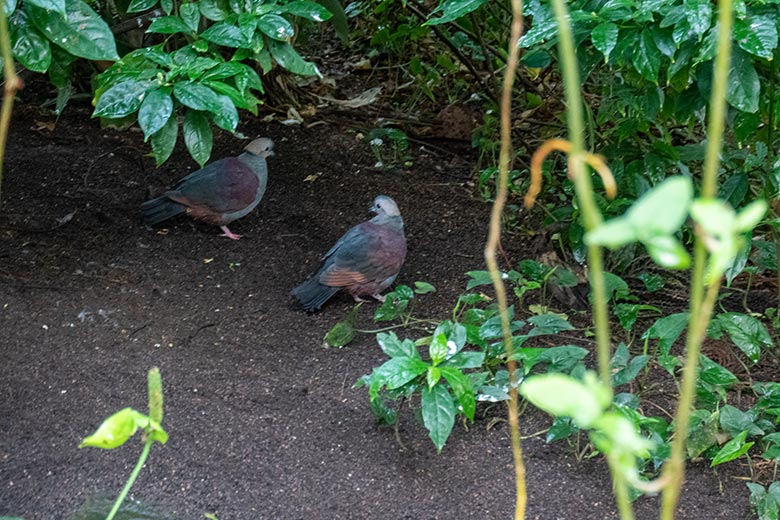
[369,357,428,399]
[426,0,488,25]
[10,12,51,72]
[727,48,760,113]
[444,351,485,369]
[127,0,158,13]
[734,15,777,59]
[719,405,763,437]
[717,312,772,363]
[526,313,574,335]
[440,366,475,421]
[283,0,332,21]
[632,28,661,84]
[79,407,149,449]
[613,355,650,386]
[173,80,221,111]
[209,94,239,131]
[268,40,321,77]
[180,2,200,32]
[93,79,150,118]
[206,80,259,113]
[711,430,754,466]
[376,332,419,359]
[183,109,212,167]
[147,15,193,34]
[591,22,618,62]
[414,281,435,294]
[257,13,294,41]
[684,0,712,36]
[150,113,178,166]
[200,21,247,47]
[27,0,119,61]
[25,0,64,14]
[199,0,229,20]
[138,88,173,140]
[686,409,719,458]
[421,384,456,452]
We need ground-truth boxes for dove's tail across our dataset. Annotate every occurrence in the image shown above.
[291,277,340,312]
[141,195,185,226]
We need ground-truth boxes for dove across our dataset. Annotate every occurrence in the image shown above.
[141,137,274,239]
[292,195,407,311]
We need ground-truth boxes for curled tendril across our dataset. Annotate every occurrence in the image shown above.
[525,138,617,209]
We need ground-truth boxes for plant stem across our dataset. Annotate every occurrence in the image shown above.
[548,0,611,387]
[0,8,20,205]
[106,440,153,520]
[659,2,733,517]
[610,458,635,520]
[483,0,526,518]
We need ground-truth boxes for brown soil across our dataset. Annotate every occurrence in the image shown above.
[0,97,751,519]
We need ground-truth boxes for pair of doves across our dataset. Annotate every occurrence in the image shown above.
[141,138,407,311]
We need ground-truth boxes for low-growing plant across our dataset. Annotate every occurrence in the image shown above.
[79,367,167,520]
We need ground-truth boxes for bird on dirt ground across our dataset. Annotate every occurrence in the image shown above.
[292,195,407,312]
[141,137,274,240]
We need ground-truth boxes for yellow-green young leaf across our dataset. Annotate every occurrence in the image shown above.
[79,408,148,449]
[690,198,736,236]
[147,419,169,444]
[427,366,441,389]
[735,200,767,232]
[520,373,607,428]
[644,235,691,270]
[585,217,636,248]
[628,176,693,238]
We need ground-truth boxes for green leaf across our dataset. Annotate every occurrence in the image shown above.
[93,79,150,119]
[414,281,436,294]
[376,332,419,359]
[421,384,456,452]
[27,0,119,61]
[686,409,719,458]
[429,332,448,365]
[684,0,712,36]
[180,2,200,32]
[717,312,773,364]
[138,88,173,141]
[592,22,618,62]
[369,357,428,399]
[585,218,636,248]
[711,430,754,466]
[520,372,609,428]
[183,110,212,167]
[440,366,475,421]
[734,15,777,59]
[199,0,229,20]
[283,0,332,21]
[427,366,441,389]
[26,0,64,13]
[727,48,760,113]
[426,0,488,25]
[150,113,178,166]
[10,12,51,72]
[174,80,223,112]
[268,40,321,77]
[444,350,485,369]
[613,355,650,386]
[200,21,247,47]
[79,407,150,449]
[148,15,193,34]
[719,405,763,437]
[324,319,355,348]
[205,80,260,114]
[127,0,158,13]
[632,28,661,84]
[643,312,689,355]
[257,13,294,41]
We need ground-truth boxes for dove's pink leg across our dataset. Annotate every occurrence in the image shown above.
[371,293,387,303]
[219,225,242,240]
[352,294,369,303]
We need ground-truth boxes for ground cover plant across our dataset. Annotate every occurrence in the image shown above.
[1,0,780,518]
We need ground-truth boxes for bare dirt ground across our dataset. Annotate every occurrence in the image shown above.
[0,98,750,519]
